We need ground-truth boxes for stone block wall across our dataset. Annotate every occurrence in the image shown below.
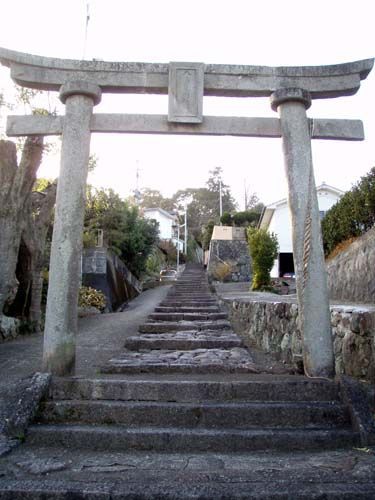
[208,240,251,282]
[327,226,375,303]
[222,297,375,382]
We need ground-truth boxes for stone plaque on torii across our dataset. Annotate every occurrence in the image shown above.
[0,47,372,377]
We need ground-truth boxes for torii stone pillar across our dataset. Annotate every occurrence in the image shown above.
[271,88,334,378]
[43,81,101,375]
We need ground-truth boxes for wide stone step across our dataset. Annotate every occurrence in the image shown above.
[160,301,218,307]
[26,424,358,452]
[100,348,259,374]
[139,320,231,333]
[38,400,350,429]
[2,473,375,500]
[124,331,242,350]
[50,376,341,402]
[148,312,227,321]
[154,306,221,313]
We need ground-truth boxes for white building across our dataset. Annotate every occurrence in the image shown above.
[143,207,184,252]
[259,183,344,278]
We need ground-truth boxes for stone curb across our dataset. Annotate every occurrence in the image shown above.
[0,372,51,457]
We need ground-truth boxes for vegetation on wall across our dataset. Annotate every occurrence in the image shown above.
[247,227,278,291]
[322,167,375,256]
[84,187,159,278]
[220,207,264,228]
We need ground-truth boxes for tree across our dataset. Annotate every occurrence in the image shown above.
[84,187,159,278]
[22,182,57,329]
[247,227,278,290]
[220,211,233,226]
[0,137,44,315]
[139,188,175,212]
[202,220,215,251]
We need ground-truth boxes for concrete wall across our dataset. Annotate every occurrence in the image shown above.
[222,296,375,383]
[82,248,141,311]
[327,226,375,304]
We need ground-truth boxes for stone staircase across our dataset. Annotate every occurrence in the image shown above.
[3,265,375,499]
[26,265,359,454]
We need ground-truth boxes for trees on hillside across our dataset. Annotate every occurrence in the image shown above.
[84,187,159,278]
[322,167,375,256]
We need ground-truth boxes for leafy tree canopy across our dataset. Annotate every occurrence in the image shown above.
[84,186,159,278]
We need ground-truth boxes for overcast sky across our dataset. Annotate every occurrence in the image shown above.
[0,0,374,208]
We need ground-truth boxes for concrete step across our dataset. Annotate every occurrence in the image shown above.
[154,306,221,313]
[148,312,228,321]
[100,348,259,374]
[26,424,358,452]
[49,376,341,403]
[124,331,243,350]
[38,400,351,429]
[139,320,231,333]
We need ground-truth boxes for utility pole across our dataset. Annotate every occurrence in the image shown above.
[134,161,141,205]
[82,1,90,60]
[184,206,188,255]
[219,180,223,223]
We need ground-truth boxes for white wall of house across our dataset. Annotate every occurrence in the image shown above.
[144,208,175,240]
[261,184,343,278]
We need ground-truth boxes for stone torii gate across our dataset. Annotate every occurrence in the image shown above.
[0,48,373,378]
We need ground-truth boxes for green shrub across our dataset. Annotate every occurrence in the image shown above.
[78,286,106,311]
[220,212,233,226]
[322,167,375,256]
[247,228,278,290]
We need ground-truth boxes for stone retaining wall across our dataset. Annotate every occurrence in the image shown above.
[208,240,251,282]
[327,226,375,303]
[222,297,375,382]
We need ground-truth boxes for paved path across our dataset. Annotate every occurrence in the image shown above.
[0,285,171,390]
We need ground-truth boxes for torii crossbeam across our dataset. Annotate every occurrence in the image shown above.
[0,48,373,378]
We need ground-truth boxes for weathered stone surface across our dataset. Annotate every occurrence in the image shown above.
[273,93,334,378]
[0,48,372,97]
[6,114,365,140]
[208,240,251,283]
[102,348,259,374]
[327,226,375,303]
[221,294,375,382]
[168,62,204,123]
[124,331,243,350]
[43,85,100,376]
[1,447,375,499]
[16,458,67,475]
[0,316,20,342]
[139,320,231,333]
[0,372,50,456]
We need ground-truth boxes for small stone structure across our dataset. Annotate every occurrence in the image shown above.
[327,227,375,304]
[207,226,251,282]
[222,295,375,383]
[82,248,141,311]
[0,316,20,343]
[0,47,372,376]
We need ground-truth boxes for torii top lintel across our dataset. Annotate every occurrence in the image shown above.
[0,47,373,99]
